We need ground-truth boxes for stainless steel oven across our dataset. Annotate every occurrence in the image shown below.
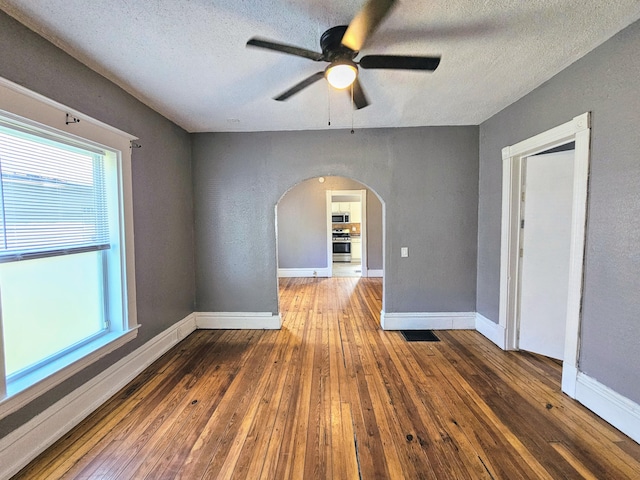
[332,229,351,262]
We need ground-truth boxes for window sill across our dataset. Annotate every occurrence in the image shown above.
[0,325,140,420]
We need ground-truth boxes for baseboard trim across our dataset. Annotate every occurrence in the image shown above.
[196,312,281,329]
[380,311,476,330]
[475,313,506,349]
[575,372,640,444]
[278,267,329,278]
[0,313,197,480]
[367,269,383,277]
[561,363,578,398]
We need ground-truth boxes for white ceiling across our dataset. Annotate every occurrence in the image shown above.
[1,1,639,133]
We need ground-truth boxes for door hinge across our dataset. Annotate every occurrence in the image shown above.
[519,247,524,258]
[521,219,525,228]
[521,191,525,202]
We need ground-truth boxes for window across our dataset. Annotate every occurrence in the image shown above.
[0,78,137,418]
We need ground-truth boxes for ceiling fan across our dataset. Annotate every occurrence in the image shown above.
[246,0,441,109]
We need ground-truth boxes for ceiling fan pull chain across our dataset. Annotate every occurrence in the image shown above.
[351,84,355,134]
[327,81,331,126]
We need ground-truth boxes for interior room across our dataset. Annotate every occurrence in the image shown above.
[330,189,365,278]
[276,176,383,279]
[1,1,640,478]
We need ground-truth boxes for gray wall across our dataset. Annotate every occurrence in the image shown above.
[478,20,640,403]
[193,126,479,314]
[366,190,384,270]
[277,176,382,270]
[0,12,195,438]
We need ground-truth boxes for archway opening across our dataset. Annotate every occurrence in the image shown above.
[275,175,385,320]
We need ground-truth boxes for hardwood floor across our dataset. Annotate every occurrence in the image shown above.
[14,277,640,479]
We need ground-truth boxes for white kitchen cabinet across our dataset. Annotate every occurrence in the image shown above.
[332,201,362,221]
[350,202,361,223]
[351,237,362,260]
[332,202,351,213]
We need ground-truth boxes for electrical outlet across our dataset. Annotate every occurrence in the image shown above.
[401,247,409,258]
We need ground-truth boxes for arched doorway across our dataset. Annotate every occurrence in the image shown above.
[275,175,385,317]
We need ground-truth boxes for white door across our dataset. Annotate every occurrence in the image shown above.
[518,150,574,360]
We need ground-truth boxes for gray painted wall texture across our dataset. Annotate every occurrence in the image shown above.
[277,176,382,269]
[192,126,479,315]
[0,12,195,438]
[366,190,384,270]
[478,20,640,403]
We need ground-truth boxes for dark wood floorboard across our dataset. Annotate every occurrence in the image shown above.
[13,277,640,479]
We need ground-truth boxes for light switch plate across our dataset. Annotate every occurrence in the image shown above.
[401,247,409,258]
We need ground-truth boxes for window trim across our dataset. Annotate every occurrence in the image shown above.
[0,77,139,419]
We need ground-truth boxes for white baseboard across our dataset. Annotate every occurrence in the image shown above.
[278,268,383,278]
[575,372,640,444]
[561,363,578,398]
[0,313,197,480]
[475,313,506,349]
[196,312,281,329]
[380,311,476,330]
[278,267,330,278]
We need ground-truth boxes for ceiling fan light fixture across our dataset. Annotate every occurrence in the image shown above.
[325,61,358,89]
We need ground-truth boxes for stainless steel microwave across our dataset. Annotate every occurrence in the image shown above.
[332,212,350,223]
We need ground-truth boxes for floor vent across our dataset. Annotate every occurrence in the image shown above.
[401,330,440,342]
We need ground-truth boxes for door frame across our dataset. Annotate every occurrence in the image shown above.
[499,112,590,398]
[326,189,367,276]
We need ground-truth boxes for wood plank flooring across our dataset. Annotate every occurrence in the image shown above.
[13,277,640,479]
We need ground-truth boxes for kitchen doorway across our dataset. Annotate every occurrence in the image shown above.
[328,189,366,278]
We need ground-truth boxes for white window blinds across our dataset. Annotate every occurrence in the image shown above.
[0,121,110,262]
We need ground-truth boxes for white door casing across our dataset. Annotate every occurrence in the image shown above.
[499,112,590,397]
[327,189,367,276]
[518,151,575,360]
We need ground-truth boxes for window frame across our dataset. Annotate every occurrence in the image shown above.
[0,77,139,419]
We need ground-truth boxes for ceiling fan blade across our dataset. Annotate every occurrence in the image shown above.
[274,71,325,101]
[359,55,441,71]
[247,38,325,61]
[341,0,397,51]
[351,78,369,109]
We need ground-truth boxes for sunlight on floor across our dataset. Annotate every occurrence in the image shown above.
[332,261,362,277]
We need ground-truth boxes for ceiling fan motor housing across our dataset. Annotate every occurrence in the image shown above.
[320,25,358,61]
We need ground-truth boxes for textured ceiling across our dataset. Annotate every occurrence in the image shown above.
[1,1,639,133]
